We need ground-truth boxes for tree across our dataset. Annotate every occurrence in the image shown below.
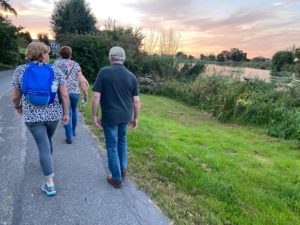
[188,55,195,60]
[104,17,116,31]
[159,28,180,56]
[143,28,159,55]
[217,53,225,62]
[207,54,216,61]
[18,31,32,44]
[295,48,300,59]
[0,0,17,18]
[271,50,294,76]
[58,26,145,81]
[229,48,247,61]
[215,49,247,62]
[175,51,187,59]
[200,54,206,60]
[105,26,145,74]
[37,33,50,46]
[51,0,97,38]
[0,1,20,65]
[221,50,230,60]
[0,17,21,65]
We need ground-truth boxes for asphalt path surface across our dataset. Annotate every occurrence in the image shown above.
[0,70,170,225]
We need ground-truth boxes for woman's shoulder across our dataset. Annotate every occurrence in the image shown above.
[52,64,63,73]
[72,60,81,67]
[53,58,65,66]
[16,64,27,70]
[14,64,27,76]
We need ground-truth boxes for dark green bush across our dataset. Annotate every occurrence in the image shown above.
[0,17,20,66]
[271,50,294,76]
[268,109,300,140]
[58,27,145,82]
[63,34,110,82]
[179,62,205,82]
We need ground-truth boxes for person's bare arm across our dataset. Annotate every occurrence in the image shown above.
[92,91,102,127]
[12,88,22,114]
[78,71,88,100]
[131,96,141,128]
[59,85,70,125]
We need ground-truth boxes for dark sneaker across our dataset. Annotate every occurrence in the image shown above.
[121,169,126,178]
[65,139,72,144]
[107,175,122,188]
[41,183,56,196]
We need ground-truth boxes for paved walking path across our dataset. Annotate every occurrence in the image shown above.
[0,70,170,225]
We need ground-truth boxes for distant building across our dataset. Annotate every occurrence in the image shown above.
[252,56,270,62]
[31,39,60,57]
[49,40,60,57]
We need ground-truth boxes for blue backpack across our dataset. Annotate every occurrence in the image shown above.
[22,62,56,105]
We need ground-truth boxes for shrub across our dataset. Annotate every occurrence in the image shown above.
[59,33,110,82]
[179,62,205,82]
[58,27,145,82]
[268,109,300,140]
[271,50,294,76]
[0,17,20,65]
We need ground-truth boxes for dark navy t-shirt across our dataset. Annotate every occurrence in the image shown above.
[92,64,139,126]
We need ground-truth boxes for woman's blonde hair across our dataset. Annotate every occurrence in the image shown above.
[26,42,50,62]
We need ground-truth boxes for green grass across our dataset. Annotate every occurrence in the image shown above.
[82,94,300,225]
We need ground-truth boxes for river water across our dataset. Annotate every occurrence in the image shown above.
[205,64,271,81]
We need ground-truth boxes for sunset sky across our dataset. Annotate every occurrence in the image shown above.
[4,0,300,58]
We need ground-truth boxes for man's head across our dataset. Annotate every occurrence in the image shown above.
[109,46,126,64]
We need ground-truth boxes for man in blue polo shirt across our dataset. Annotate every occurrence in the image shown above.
[92,46,141,188]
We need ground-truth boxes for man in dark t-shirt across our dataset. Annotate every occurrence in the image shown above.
[92,46,141,188]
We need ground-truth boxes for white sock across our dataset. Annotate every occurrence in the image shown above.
[47,182,55,187]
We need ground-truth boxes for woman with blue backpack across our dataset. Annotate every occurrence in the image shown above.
[11,41,70,196]
[54,46,89,144]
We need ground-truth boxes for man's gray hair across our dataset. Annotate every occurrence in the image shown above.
[109,46,126,62]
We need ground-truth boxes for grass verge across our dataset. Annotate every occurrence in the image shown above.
[82,93,300,225]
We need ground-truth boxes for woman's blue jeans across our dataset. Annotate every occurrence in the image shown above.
[64,93,80,142]
[103,123,128,181]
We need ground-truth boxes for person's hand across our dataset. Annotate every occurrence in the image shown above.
[94,115,102,128]
[83,94,88,102]
[62,114,69,125]
[84,79,89,88]
[131,118,138,129]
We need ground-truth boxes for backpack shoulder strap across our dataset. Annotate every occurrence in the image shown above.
[44,63,55,81]
[22,62,35,93]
